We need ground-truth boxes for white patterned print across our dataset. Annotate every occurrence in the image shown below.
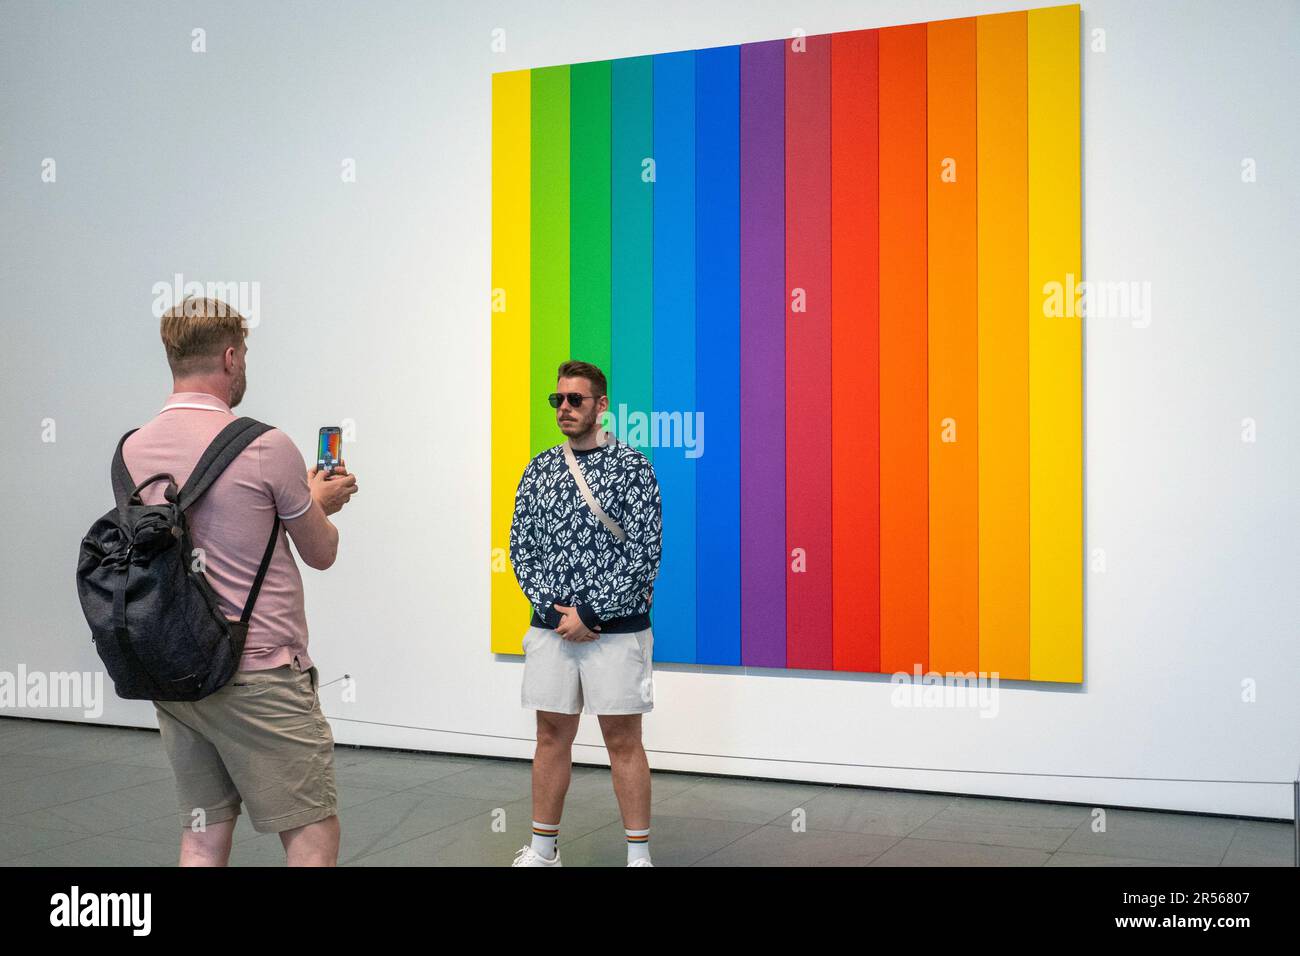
[509,438,662,628]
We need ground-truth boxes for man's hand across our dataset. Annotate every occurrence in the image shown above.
[553,603,599,642]
[308,459,358,516]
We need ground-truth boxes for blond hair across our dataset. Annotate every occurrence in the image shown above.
[160,297,247,376]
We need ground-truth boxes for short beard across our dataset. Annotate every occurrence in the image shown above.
[229,369,246,408]
[582,411,609,443]
[566,409,600,442]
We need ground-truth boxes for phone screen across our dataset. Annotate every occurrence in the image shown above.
[317,427,342,474]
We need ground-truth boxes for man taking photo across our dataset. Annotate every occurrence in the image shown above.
[120,296,357,866]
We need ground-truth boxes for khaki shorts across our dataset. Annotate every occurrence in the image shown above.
[153,664,337,834]
[521,626,654,715]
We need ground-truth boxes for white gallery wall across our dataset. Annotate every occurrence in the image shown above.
[1,0,1296,818]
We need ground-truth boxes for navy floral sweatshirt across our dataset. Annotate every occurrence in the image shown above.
[509,435,662,634]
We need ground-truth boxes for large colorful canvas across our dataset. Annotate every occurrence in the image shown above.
[491,4,1082,682]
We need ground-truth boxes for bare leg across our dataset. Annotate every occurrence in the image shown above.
[279,814,340,866]
[533,710,580,824]
[179,817,235,867]
[598,714,650,830]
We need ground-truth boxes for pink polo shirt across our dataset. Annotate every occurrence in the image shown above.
[121,391,314,672]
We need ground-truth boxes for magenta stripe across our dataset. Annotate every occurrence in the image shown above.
[739,40,786,668]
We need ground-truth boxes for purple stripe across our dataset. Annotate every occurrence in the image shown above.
[739,40,786,668]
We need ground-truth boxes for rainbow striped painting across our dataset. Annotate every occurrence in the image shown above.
[491,4,1082,682]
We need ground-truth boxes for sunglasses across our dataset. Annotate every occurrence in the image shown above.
[548,392,595,409]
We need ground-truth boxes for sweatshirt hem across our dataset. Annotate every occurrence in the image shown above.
[528,610,651,634]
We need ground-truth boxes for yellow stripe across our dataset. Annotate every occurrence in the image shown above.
[491,70,533,655]
[1027,5,1082,682]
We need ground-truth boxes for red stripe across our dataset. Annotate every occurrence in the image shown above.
[785,33,834,670]
[830,28,881,672]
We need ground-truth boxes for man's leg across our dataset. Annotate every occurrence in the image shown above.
[598,713,651,862]
[598,714,649,827]
[179,818,236,867]
[533,710,580,825]
[217,667,339,865]
[519,628,582,862]
[279,814,340,866]
[155,701,242,867]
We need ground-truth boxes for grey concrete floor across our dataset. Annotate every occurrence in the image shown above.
[0,718,1292,866]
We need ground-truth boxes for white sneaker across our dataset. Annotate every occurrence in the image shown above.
[512,845,562,867]
[628,857,654,867]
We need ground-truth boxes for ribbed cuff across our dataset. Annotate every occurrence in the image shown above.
[538,600,565,629]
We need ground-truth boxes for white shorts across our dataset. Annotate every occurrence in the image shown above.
[520,626,654,716]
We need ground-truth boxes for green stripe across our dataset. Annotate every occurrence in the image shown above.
[569,60,612,390]
[530,65,571,456]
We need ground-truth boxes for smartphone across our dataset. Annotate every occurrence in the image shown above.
[317,426,342,476]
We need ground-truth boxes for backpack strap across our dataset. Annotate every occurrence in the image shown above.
[180,417,285,623]
[110,415,287,638]
[178,417,283,623]
[178,417,273,512]
[112,565,165,698]
[111,429,140,510]
[241,515,282,623]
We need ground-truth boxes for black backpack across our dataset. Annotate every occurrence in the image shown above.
[76,417,281,701]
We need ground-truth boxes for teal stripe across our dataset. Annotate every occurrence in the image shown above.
[610,56,654,456]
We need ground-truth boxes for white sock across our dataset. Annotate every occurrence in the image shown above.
[531,821,559,860]
[626,826,651,864]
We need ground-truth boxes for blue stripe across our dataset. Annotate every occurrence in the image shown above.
[694,46,741,665]
[650,50,697,664]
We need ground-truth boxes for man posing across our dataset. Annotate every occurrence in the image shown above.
[122,297,357,866]
[509,360,663,867]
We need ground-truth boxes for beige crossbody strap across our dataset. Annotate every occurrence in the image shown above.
[562,438,626,542]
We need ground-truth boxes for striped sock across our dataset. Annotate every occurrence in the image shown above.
[626,826,651,864]
[531,821,559,860]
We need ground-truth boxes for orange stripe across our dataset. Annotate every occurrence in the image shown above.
[877,23,929,675]
[926,17,979,674]
[976,11,1030,680]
